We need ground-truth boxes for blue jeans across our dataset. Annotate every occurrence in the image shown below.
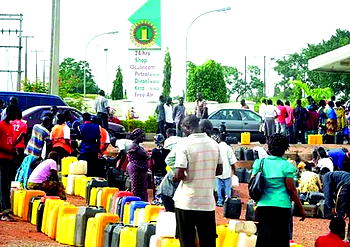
[216,177,232,205]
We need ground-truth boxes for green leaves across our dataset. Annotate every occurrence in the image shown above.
[59,58,100,96]
[162,49,172,97]
[274,29,350,98]
[186,60,228,103]
[111,66,124,100]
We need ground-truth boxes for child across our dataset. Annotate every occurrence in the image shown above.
[150,134,170,203]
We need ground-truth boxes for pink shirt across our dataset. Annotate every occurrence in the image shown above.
[28,159,57,183]
[285,105,294,127]
[276,105,287,124]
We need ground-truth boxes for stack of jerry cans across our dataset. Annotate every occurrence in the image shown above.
[103,223,123,247]
[35,196,61,232]
[119,225,138,247]
[100,187,119,209]
[56,204,78,245]
[28,196,43,222]
[136,222,156,247]
[86,178,108,204]
[74,206,106,246]
[241,132,251,145]
[119,196,141,220]
[84,213,119,247]
[216,225,228,247]
[110,191,133,214]
[42,199,65,235]
[129,201,149,225]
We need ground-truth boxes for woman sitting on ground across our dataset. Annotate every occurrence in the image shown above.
[27,151,66,199]
[298,162,322,194]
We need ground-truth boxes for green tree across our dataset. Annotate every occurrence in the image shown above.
[59,57,100,97]
[274,29,350,97]
[22,80,48,93]
[186,60,227,103]
[224,66,249,101]
[224,65,264,101]
[162,49,172,97]
[111,66,124,100]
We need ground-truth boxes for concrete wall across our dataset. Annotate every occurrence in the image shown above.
[85,99,256,121]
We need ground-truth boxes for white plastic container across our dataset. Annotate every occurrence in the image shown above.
[66,174,84,195]
[69,160,87,175]
[155,212,176,237]
[236,232,257,247]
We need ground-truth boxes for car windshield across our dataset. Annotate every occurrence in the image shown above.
[241,110,262,122]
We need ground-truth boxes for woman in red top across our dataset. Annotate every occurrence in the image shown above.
[316,216,350,247]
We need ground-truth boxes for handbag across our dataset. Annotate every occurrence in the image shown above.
[248,158,265,201]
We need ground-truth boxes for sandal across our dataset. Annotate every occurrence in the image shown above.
[0,215,16,222]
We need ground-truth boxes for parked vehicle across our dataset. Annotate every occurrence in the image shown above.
[22,106,127,141]
[0,91,66,111]
[208,108,265,143]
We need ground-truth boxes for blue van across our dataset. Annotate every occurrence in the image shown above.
[0,91,66,111]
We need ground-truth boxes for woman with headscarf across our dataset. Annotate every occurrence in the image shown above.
[127,128,149,201]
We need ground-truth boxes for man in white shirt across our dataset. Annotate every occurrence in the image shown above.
[259,99,267,119]
[174,115,222,247]
[164,97,174,133]
[95,90,109,129]
[214,133,237,207]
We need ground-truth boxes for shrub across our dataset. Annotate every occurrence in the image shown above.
[144,116,157,133]
[120,116,157,133]
[121,119,145,132]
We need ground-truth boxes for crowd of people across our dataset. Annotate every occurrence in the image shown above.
[1,92,350,246]
[259,96,350,144]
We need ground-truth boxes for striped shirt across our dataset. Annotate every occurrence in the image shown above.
[25,124,50,158]
[173,133,222,211]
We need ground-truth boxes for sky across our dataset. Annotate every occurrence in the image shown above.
[1,0,350,98]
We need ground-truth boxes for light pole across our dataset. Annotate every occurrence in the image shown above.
[83,31,118,96]
[104,48,108,94]
[41,59,48,83]
[22,35,34,81]
[185,7,231,100]
[31,50,43,82]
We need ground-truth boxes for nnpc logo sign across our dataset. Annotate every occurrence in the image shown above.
[128,0,161,49]
[130,20,158,48]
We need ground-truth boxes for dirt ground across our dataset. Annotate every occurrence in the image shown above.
[0,185,330,247]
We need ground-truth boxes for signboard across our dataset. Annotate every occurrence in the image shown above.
[126,0,162,101]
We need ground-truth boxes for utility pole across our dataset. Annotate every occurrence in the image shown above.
[22,35,34,81]
[244,56,247,84]
[263,56,266,96]
[49,0,60,95]
[41,59,48,83]
[104,48,108,94]
[31,50,42,82]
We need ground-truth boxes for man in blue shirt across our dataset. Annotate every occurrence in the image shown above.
[322,171,350,240]
[328,148,349,170]
[78,113,100,177]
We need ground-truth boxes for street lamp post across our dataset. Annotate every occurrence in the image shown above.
[185,7,231,100]
[83,31,118,97]
[104,48,108,94]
